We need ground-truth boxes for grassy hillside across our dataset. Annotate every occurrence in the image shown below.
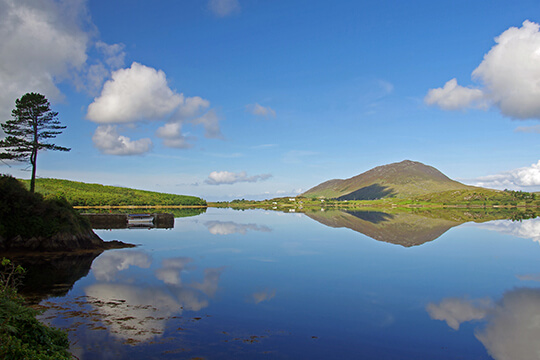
[0,175,92,240]
[412,188,538,206]
[303,160,474,200]
[20,178,206,207]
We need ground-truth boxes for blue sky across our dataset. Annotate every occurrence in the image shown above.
[1,0,540,200]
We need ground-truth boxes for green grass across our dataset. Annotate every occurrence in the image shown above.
[0,258,71,360]
[20,178,207,207]
[0,175,93,240]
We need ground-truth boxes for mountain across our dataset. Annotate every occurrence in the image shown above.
[302,160,475,200]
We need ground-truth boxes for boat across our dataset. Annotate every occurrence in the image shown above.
[127,214,155,228]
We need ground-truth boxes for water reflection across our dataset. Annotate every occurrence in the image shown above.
[251,289,276,304]
[11,251,102,304]
[204,220,272,235]
[472,217,540,244]
[91,250,151,281]
[427,287,540,360]
[304,210,461,246]
[304,209,538,246]
[33,250,225,346]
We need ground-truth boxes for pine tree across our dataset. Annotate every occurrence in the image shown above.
[0,93,70,192]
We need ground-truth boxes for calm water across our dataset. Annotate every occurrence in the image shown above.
[28,208,540,359]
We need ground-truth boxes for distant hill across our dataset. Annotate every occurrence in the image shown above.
[302,160,476,200]
[20,178,206,207]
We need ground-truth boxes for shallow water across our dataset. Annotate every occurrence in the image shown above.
[31,208,540,359]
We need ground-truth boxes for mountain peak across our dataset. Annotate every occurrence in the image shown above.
[302,160,471,200]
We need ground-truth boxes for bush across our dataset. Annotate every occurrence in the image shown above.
[0,258,71,359]
[0,175,92,240]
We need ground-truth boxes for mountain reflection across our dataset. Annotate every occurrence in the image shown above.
[303,209,538,247]
[83,251,224,343]
[303,210,460,246]
[427,287,540,360]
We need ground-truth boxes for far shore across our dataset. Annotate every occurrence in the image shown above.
[74,205,208,209]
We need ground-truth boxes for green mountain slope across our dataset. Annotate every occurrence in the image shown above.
[20,178,206,207]
[302,160,476,200]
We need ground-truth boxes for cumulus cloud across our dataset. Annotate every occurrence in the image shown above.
[155,122,193,149]
[0,0,88,119]
[0,0,127,125]
[428,288,540,360]
[204,221,272,235]
[92,125,152,155]
[86,62,184,124]
[85,61,222,151]
[205,171,272,185]
[208,0,240,17]
[192,109,224,139]
[425,78,487,110]
[247,103,276,118]
[175,96,210,120]
[469,160,540,190]
[426,20,540,120]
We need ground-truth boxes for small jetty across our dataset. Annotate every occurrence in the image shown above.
[81,213,175,229]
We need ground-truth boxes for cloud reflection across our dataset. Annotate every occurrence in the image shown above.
[427,288,540,360]
[204,220,271,235]
[92,250,151,281]
[252,289,276,304]
[473,218,540,244]
[85,253,224,343]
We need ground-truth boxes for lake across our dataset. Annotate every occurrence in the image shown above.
[21,208,540,359]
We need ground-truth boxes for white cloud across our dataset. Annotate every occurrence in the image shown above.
[426,20,540,120]
[205,171,272,185]
[95,41,126,69]
[0,0,89,119]
[175,96,210,120]
[155,122,193,149]
[208,0,240,17]
[469,160,540,190]
[86,62,184,124]
[247,103,276,118]
[92,125,152,155]
[425,78,486,110]
[192,109,224,139]
[0,0,127,125]
[86,62,221,150]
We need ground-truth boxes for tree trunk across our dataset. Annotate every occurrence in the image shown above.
[30,111,38,193]
[30,155,37,193]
